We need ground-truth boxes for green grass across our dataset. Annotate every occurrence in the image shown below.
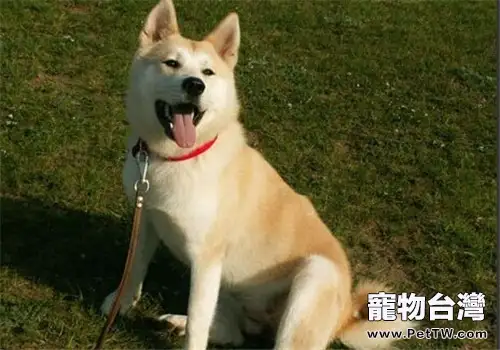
[0,0,496,349]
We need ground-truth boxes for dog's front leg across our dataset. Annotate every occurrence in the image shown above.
[101,216,159,316]
[184,250,223,350]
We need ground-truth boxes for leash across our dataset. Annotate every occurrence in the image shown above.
[93,136,216,348]
[94,141,150,350]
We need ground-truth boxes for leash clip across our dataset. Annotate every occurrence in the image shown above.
[134,145,150,194]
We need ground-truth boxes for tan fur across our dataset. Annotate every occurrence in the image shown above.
[101,1,415,349]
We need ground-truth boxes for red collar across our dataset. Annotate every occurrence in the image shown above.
[132,136,218,162]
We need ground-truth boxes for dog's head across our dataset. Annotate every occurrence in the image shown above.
[126,0,240,154]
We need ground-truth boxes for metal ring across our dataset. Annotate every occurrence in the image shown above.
[134,179,150,193]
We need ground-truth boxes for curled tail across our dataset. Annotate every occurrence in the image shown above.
[335,280,417,349]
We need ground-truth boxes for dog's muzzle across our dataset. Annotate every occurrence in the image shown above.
[155,100,205,139]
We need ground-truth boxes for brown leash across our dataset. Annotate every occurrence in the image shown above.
[94,141,150,350]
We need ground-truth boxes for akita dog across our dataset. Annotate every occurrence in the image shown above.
[101,1,413,349]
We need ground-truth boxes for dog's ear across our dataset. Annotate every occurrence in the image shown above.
[139,0,179,47]
[204,13,240,68]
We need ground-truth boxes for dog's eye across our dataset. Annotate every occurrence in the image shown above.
[202,68,215,76]
[163,59,180,68]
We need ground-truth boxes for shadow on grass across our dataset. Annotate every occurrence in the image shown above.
[1,195,192,348]
[1,196,277,349]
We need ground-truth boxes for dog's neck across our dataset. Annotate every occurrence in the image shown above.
[132,136,218,162]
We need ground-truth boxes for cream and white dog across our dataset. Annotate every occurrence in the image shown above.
[101,1,412,349]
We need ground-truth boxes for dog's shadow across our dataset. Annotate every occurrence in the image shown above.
[2,196,277,349]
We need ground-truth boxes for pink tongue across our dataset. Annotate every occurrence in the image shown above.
[172,113,196,148]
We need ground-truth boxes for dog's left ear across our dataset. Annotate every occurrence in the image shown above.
[204,13,240,69]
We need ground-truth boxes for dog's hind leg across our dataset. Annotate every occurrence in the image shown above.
[274,255,349,350]
[101,217,160,316]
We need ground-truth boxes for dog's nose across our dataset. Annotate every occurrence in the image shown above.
[182,77,205,97]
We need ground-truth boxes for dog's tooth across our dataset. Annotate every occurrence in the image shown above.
[169,122,173,129]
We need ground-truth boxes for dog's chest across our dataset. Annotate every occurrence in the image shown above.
[123,154,219,258]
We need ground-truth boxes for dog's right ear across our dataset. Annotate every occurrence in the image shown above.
[139,0,179,47]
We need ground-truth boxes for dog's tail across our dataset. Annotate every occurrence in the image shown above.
[335,280,416,349]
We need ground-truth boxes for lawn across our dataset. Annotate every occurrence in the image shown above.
[0,0,496,349]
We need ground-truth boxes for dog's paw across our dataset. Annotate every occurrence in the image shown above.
[157,314,244,346]
[100,290,140,316]
[158,314,187,336]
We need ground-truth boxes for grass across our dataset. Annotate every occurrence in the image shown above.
[0,0,496,349]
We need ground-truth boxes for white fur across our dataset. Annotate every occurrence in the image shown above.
[185,262,222,350]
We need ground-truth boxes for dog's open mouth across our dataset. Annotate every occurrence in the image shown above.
[155,100,205,148]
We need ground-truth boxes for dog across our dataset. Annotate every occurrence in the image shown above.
[101,1,413,349]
